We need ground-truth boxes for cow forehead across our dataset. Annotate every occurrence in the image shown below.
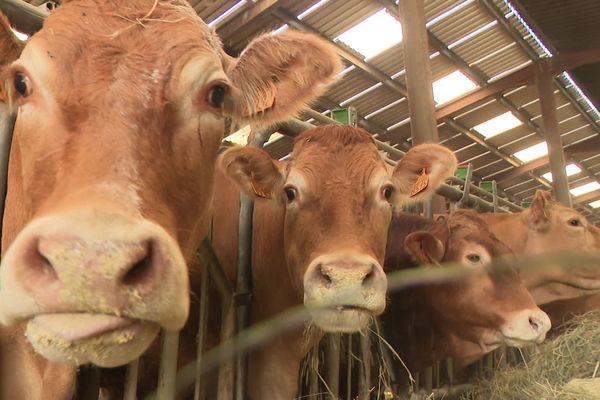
[290,142,387,189]
[28,1,220,110]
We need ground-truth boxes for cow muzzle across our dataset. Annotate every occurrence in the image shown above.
[303,253,387,332]
[0,212,189,367]
[500,308,551,347]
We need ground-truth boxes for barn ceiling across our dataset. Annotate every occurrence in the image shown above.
[8,0,600,223]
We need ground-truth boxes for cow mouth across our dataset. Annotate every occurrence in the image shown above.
[25,313,160,367]
[310,305,374,332]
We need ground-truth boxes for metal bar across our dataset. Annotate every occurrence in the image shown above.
[197,239,234,303]
[345,335,352,400]
[156,331,180,400]
[0,0,47,34]
[358,333,371,400]
[398,0,439,144]
[325,334,340,399]
[536,60,571,206]
[457,163,474,209]
[193,265,210,400]
[234,129,271,400]
[492,181,499,213]
[124,360,140,400]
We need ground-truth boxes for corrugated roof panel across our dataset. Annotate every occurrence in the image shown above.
[368,103,411,131]
[451,26,514,71]
[195,1,241,21]
[346,86,401,117]
[368,43,406,78]
[430,55,459,81]
[455,101,509,127]
[429,2,493,45]
[477,159,514,178]
[425,0,464,22]
[301,0,382,39]
[474,47,530,79]
[501,134,547,155]
[488,126,535,148]
[327,70,379,105]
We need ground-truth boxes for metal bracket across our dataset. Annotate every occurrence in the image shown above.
[457,163,473,210]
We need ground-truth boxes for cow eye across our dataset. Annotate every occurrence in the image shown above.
[284,186,297,203]
[568,218,581,227]
[466,254,481,263]
[14,73,32,97]
[207,84,226,108]
[382,185,394,201]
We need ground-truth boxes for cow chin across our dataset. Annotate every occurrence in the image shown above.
[25,313,160,367]
[310,307,373,332]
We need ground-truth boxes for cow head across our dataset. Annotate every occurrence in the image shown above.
[220,125,456,332]
[405,210,550,354]
[522,190,600,303]
[0,1,341,367]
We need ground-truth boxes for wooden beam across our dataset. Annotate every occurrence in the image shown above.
[399,0,438,144]
[217,0,281,42]
[574,189,600,204]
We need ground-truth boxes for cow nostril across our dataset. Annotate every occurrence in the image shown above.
[362,264,377,286]
[529,316,540,331]
[122,241,155,286]
[26,240,59,282]
[317,264,332,287]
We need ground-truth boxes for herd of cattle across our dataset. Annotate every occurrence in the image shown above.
[0,1,598,399]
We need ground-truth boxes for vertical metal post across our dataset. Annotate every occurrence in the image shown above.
[75,366,101,400]
[358,332,371,400]
[194,267,210,400]
[491,180,499,212]
[156,331,180,400]
[234,129,271,400]
[536,59,572,207]
[325,334,340,399]
[124,360,140,400]
[346,335,352,400]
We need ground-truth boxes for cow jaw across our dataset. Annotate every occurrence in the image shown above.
[303,253,387,332]
[26,313,160,367]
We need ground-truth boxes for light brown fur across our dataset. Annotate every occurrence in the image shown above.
[214,125,456,399]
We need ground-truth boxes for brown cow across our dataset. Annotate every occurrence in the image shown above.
[213,125,457,399]
[478,190,600,306]
[0,0,341,397]
[382,210,550,377]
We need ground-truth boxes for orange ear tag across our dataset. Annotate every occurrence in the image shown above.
[250,171,272,199]
[410,168,430,197]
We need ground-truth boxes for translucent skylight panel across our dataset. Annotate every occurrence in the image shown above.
[513,142,548,162]
[472,111,523,139]
[541,164,582,182]
[570,182,600,197]
[589,199,600,208]
[432,70,478,105]
[336,9,402,60]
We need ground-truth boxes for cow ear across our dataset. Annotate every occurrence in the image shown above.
[390,144,457,204]
[218,146,286,201]
[226,30,342,124]
[405,231,445,265]
[527,190,553,228]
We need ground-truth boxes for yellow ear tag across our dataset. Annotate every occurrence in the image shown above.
[250,171,272,199]
[410,168,430,197]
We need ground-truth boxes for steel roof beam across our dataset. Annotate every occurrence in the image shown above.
[217,0,282,43]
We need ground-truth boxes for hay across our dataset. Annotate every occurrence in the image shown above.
[461,310,600,400]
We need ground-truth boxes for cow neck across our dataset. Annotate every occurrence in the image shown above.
[478,211,528,253]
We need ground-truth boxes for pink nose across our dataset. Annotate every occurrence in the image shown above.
[26,237,160,292]
[0,214,189,330]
